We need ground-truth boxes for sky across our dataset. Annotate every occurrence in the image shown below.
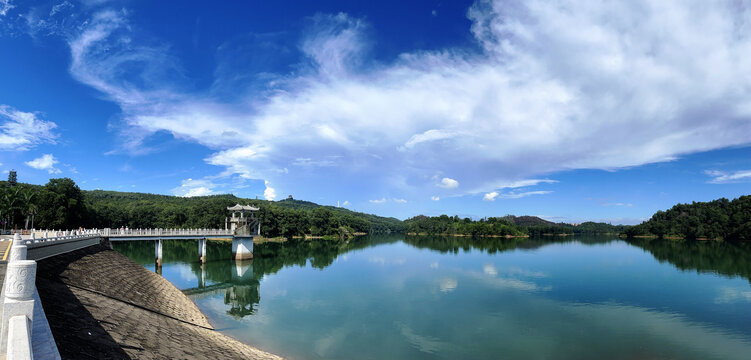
[0,0,750,224]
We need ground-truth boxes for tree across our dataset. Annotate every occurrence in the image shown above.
[36,178,88,229]
[21,186,37,229]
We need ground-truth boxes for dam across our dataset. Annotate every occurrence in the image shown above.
[0,204,277,359]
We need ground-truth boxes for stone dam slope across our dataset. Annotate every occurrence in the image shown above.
[35,244,282,360]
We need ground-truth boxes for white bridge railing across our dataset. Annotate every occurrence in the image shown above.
[2,234,61,360]
[0,226,242,359]
[107,228,233,236]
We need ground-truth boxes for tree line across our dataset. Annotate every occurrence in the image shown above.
[0,178,403,238]
[624,195,751,240]
[403,214,627,237]
[4,175,748,241]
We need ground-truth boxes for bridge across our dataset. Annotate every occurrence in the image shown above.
[0,204,262,359]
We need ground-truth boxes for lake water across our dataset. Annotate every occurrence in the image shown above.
[112,235,751,360]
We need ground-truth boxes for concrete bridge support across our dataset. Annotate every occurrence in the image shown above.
[233,260,254,284]
[198,238,207,263]
[198,264,206,289]
[155,238,163,267]
[232,237,253,260]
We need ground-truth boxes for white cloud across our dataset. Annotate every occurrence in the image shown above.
[476,179,558,193]
[501,190,553,199]
[403,129,458,149]
[61,1,751,201]
[394,198,407,204]
[25,154,61,174]
[341,200,350,206]
[483,191,499,201]
[0,105,58,151]
[369,198,386,204]
[0,0,13,16]
[437,177,459,189]
[484,190,552,201]
[263,180,276,200]
[705,169,751,184]
[173,178,215,197]
[430,196,439,201]
[49,1,73,17]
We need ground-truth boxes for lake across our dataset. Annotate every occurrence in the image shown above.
[112,235,751,360]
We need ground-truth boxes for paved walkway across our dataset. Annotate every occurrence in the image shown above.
[35,245,281,359]
[0,241,10,261]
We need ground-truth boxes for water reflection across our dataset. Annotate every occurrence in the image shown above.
[112,235,751,360]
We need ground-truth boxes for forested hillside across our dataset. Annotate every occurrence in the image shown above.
[625,196,751,240]
[8,177,745,241]
[404,215,626,237]
[0,178,403,237]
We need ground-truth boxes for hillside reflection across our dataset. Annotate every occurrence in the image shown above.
[112,235,751,319]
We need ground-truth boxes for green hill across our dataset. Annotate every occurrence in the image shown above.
[625,195,751,240]
[403,214,626,237]
[0,178,403,238]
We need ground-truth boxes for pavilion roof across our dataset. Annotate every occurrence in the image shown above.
[227,204,259,211]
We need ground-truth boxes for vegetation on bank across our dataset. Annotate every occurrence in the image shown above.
[403,214,627,237]
[0,178,403,238]
[624,195,751,241]
[3,175,748,242]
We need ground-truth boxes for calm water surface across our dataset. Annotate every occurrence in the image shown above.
[113,235,751,360]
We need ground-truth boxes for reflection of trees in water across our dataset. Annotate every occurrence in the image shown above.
[401,234,617,254]
[116,234,642,319]
[628,238,751,283]
[111,239,231,265]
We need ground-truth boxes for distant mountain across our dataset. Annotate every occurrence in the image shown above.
[501,215,555,227]
[403,214,626,236]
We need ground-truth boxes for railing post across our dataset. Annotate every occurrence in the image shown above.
[0,260,37,354]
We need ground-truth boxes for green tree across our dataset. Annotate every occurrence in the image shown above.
[36,178,88,229]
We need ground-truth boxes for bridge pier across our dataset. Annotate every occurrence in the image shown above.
[198,264,206,288]
[198,238,207,263]
[155,238,163,267]
[232,237,253,260]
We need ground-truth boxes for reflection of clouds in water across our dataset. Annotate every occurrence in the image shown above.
[368,256,407,265]
[177,265,198,283]
[440,277,458,293]
[490,277,548,292]
[314,326,351,358]
[597,257,635,267]
[503,266,547,278]
[563,303,751,360]
[397,322,447,354]
[291,298,329,311]
[715,287,751,304]
[469,265,550,292]
[483,264,498,276]
[430,262,439,269]
[467,270,550,292]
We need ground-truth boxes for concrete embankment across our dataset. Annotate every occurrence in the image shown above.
[35,244,282,359]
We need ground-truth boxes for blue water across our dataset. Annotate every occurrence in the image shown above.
[113,235,751,359]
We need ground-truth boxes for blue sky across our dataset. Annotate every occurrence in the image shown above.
[0,0,750,224]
